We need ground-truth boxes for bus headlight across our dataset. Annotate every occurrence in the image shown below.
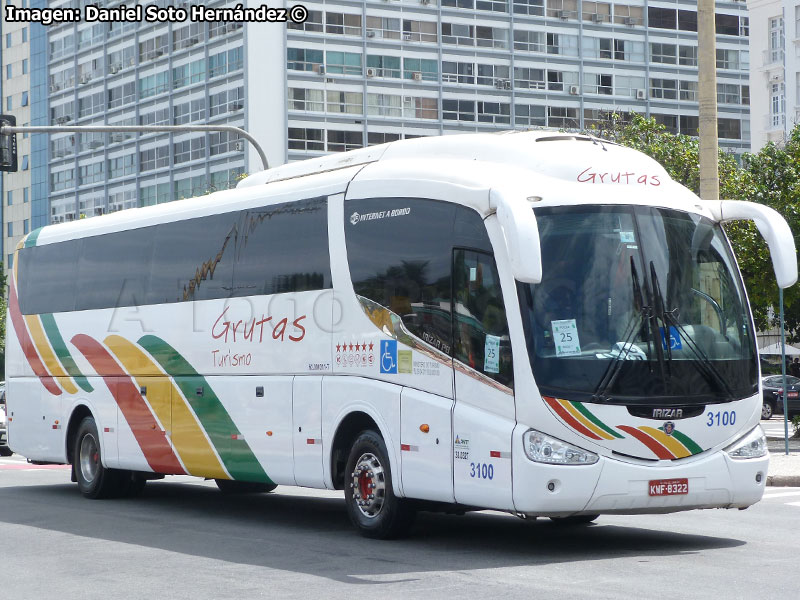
[523,429,599,465]
[725,426,768,460]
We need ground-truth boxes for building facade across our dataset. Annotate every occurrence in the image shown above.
[747,0,796,150]
[0,13,32,274]
[28,0,751,236]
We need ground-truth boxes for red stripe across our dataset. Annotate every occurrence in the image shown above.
[71,334,186,475]
[543,396,602,440]
[306,438,315,445]
[7,277,62,396]
[400,444,411,451]
[490,450,501,458]
[616,425,676,460]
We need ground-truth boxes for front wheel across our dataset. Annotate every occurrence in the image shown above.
[344,430,415,539]
[0,447,12,457]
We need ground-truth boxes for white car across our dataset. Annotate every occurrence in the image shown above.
[0,383,11,456]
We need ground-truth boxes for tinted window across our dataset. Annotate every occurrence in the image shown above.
[18,197,332,314]
[232,197,330,296]
[76,227,155,310]
[346,197,455,354]
[146,212,238,305]
[454,249,512,387]
[18,240,79,314]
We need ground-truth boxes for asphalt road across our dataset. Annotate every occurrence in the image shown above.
[1,456,798,600]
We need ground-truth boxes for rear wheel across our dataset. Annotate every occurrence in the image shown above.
[0,447,12,457]
[214,479,277,494]
[344,430,415,539]
[73,416,140,499]
[762,401,774,420]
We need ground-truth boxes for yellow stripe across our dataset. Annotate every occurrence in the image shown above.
[639,426,691,458]
[23,315,78,394]
[559,399,615,440]
[104,335,230,480]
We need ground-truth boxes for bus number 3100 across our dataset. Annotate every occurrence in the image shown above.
[706,410,736,427]
[470,462,494,480]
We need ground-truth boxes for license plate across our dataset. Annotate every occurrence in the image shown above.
[649,478,689,496]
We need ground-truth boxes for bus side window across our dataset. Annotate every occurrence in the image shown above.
[453,249,513,388]
[345,197,455,355]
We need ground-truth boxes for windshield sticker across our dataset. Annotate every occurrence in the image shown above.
[660,326,682,350]
[552,319,581,357]
[454,435,470,460]
[484,335,500,373]
[619,231,635,243]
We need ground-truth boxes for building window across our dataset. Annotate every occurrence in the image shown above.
[23,187,28,203]
[287,48,323,72]
[326,91,363,115]
[443,99,475,121]
[6,190,12,205]
[288,128,324,151]
[327,130,363,152]
[769,17,785,63]
[367,55,402,79]
[7,254,13,269]
[650,78,678,100]
[515,104,546,127]
[23,220,29,235]
[7,222,13,237]
[443,61,475,85]
[326,51,362,75]
[21,155,28,170]
[325,12,362,36]
[513,0,544,17]
[477,101,510,124]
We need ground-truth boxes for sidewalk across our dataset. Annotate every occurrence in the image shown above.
[766,437,800,487]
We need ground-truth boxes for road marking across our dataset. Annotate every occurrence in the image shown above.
[787,502,800,507]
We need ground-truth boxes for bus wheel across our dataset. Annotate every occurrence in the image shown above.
[344,430,415,539]
[214,479,278,494]
[74,416,123,499]
[549,514,599,525]
[762,401,774,420]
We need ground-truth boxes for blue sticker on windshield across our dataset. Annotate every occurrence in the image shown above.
[660,326,682,350]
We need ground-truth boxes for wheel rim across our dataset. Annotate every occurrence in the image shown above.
[79,433,100,484]
[763,403,772,419]
[350,452,386,518]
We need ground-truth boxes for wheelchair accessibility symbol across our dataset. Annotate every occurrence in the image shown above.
[380,340,398,374]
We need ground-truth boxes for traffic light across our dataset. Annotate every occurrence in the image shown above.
[0,114,18,172]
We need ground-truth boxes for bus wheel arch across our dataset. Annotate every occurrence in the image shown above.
[330,411,381,491]
[66,404,94,480]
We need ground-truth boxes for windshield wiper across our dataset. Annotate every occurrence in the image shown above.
[593,257,649,402]
[649,264,735,399]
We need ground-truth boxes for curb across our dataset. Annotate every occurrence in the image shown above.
[766,475,800,487]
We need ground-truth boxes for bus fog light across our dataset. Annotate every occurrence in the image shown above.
[523,429,598,465]
[725,426,767,460]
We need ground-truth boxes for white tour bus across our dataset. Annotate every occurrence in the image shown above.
[6,132,797,538]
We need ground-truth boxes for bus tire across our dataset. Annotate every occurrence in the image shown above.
[0,447,12,457]
[549,514,599,525]
[762,401,774,420]
[344,429,415,539]
[214,479,278,494]
[73,416,124,499]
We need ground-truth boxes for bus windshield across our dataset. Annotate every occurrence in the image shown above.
[518,205,757,406]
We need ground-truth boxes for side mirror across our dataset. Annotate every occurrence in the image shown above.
[717,200,798,289]
[490,189,542,284]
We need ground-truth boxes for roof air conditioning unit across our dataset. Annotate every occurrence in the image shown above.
[80,75,90,84]
[412,72,423,81]
[402,95,413,103]
[402,33,412,41]
[591,13,604,23]
[557,10,568,20]
[366,67,377,77]
[503,80,511,89]
[317,64,326,74]
[624,17,635,26]
[234,141,244,151]
[569,85,580,95]
[110,65,119,74]
[635,88,646,100]
[366,30,376,37]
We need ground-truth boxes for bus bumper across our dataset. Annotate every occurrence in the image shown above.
[512,444,768,516]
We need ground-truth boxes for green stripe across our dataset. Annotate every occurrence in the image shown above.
[572,401,624,439]
[24,227,43,248]
[671,430,704,455]
[40,313,94,393]
[137,335,272,484]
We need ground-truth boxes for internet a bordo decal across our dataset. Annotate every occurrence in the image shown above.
[543,396,704,460]
[8,232,272,482]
